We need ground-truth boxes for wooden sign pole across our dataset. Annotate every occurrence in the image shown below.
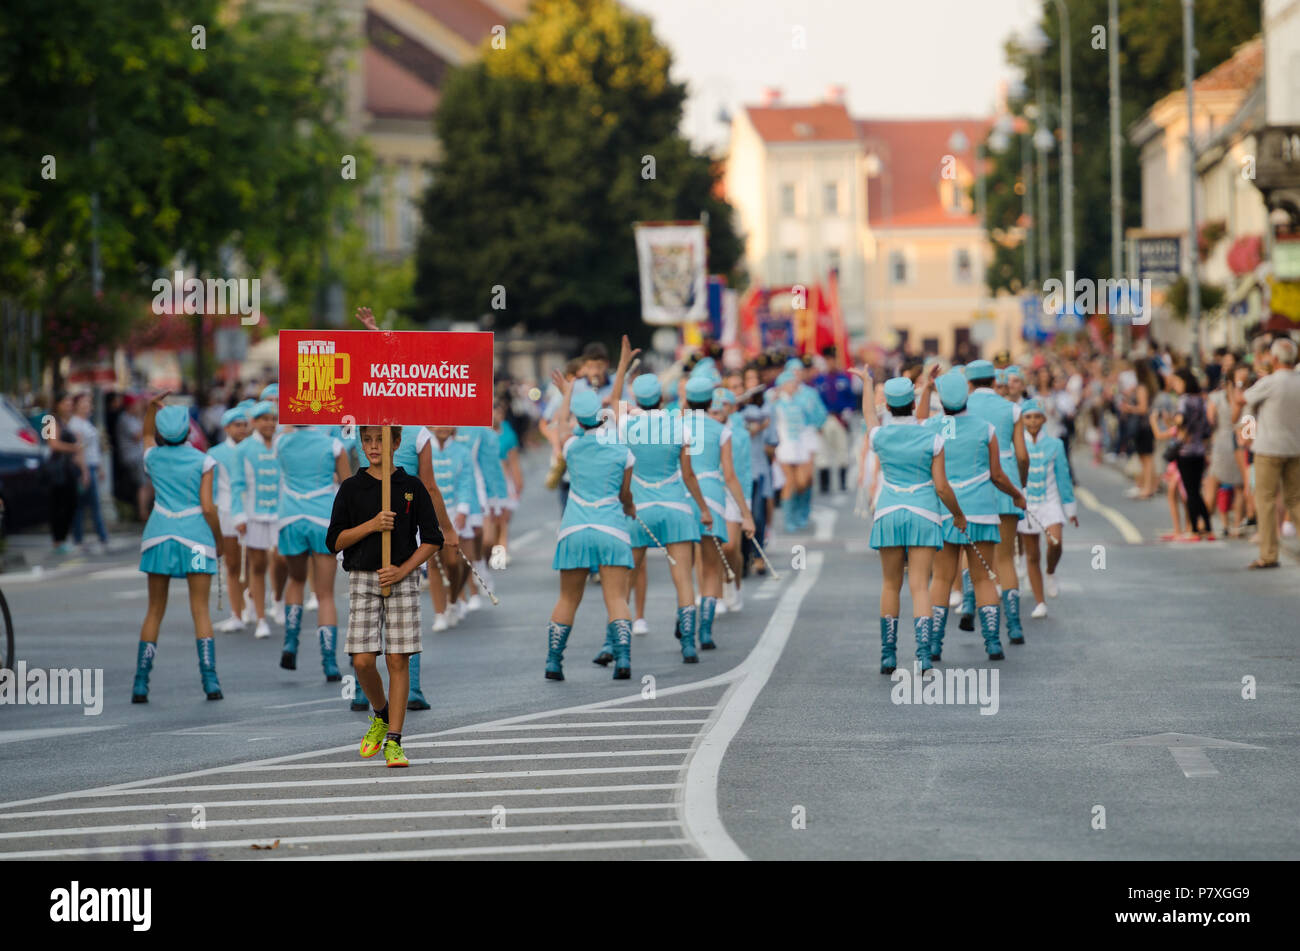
[381,425,392,597]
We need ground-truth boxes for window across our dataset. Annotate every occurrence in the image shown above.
[781,250,798,284]
[889,250,908,285]
[954,248,974,283]
[780,183,797,216]
[823,182,839,216]
[922,337,940,356]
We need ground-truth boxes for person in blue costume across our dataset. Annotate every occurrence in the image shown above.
[132,396,225,703]
[259,383,293,621]
[274,424,351,680]
[601,337,712,664]
[771,370,811,531]
[1017,398,1078,620]
[788,357,827,529]
[921,372,1027,662]
[427,426,476,633]
[851,370,965,676]
[235,400,281,640]
[494,397,523,562]
[543,370,638,682]
[684,375,755,652]
[208,406,250,634]
[712,386,751,612]
[953,360,1030,646]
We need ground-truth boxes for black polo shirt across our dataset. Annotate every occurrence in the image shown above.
[326,467,442,572]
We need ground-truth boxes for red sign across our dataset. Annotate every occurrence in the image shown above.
[277,330,494,426]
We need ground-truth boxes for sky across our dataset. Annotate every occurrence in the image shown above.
[620,0,1043,149]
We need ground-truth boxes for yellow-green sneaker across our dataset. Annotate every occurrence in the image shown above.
[360,715,388,759]
[383,738,409,768]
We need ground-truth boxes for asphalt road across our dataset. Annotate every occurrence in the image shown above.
[0,451,1295,860]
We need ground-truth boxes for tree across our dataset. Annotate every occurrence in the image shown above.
[413,0,742,347]
[0,0,362,393]
[982,0,1261,297]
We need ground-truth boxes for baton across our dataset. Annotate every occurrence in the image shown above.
[954,525,1001,595]
[432,550,451,588]
[239,543,247,585]
[635,516,677,566]
[216,555,224,612]
[708,533,736,585]
[1021,503,1061,547]
[458,548,500,606]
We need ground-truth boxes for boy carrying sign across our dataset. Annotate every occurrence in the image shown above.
[326,425,443,767]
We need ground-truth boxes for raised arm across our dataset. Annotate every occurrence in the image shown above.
[610,335,641,429]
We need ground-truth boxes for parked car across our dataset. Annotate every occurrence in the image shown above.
[0,397,50,534]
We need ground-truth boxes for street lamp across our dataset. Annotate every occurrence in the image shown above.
[1047,0,1075,284]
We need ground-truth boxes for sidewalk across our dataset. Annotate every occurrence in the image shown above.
[1096,452,1300,562]
[0,528,142,582]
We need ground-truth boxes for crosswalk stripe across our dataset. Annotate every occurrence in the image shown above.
[280,838,693,861]
[471,719,709,731]
[0,803,680,840]
[237,749,693,770]
[0,820,684,860]
[402,733,701,748]
[0,784,684,820]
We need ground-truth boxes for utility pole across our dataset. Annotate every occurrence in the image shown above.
[1183,0,1201,371]
[1109,0,1125,356]
[1050,0,1074,283]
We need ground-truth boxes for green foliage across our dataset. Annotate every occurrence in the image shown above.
[1166,275,1225,320]
[413,0,742,345]
[982,0,1260,296]
[0,0,364,345]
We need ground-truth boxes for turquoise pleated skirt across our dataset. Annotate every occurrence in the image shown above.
[942,518,1001,545]
[553,527,634,571]
[140,539,217,577]
[630,504,700,548]
[696,488,730,543]
[869,511,944,550]
[279,520,329,556]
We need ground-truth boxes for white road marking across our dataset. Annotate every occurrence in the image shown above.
[112,590,146,600]
[89,566,145,581]
[0,820,683,859]
[812,508,836,541]
[0,726,123,745]
[469,719,708,731]
[0,785,684,820]
[1107,732,1265,779]
[0,803,680,840]
[1075,486,1143,544]
[282,838,692,861]
[511,529,541,549]
[403,733,700,748]
[683,550,824,861]
[265,698,348,710]
[236,749,693,769]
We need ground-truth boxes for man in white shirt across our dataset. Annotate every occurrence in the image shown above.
[1243,336,1300,568]
[69,393,110,552]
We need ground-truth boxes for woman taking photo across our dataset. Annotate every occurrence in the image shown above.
[852,370,965,677]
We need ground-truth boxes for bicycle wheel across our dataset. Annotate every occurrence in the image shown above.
[0,588,12,671]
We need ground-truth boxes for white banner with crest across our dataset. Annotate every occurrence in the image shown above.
[634,223,708,325]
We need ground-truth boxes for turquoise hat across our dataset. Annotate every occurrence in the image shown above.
[1006,365,1024,379]
[250,400,276,419]
[236,398,256,413]
[693,356,716,374]
[965,359,996,382]
[571,389,601,426]
[951,363,966,378]
[712,387,736,409]
[221,407,248,428]
[155,405,191,444]
[936,372,969,411]
[995,368,1008,385]
[631,373,662,407]
[775,370,796,387]
[1021,397,1046,416]
[784,357,803,373]
[260,383,279,401]
[690,364,721,387]
[685,376,715,404]
[883,376,915,408]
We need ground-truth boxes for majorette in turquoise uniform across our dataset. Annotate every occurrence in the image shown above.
[133,401,224,703]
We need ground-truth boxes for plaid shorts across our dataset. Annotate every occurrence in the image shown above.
[345,571,422,655]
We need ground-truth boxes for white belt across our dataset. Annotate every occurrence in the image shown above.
[999,448,1015,458]
[949,471,990,490]
[882,479,934,495]
[633,471,681,490]
[284,484,333,501]
[696,470,723,481]
[154,503,202,518]
[569,492,620,508]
